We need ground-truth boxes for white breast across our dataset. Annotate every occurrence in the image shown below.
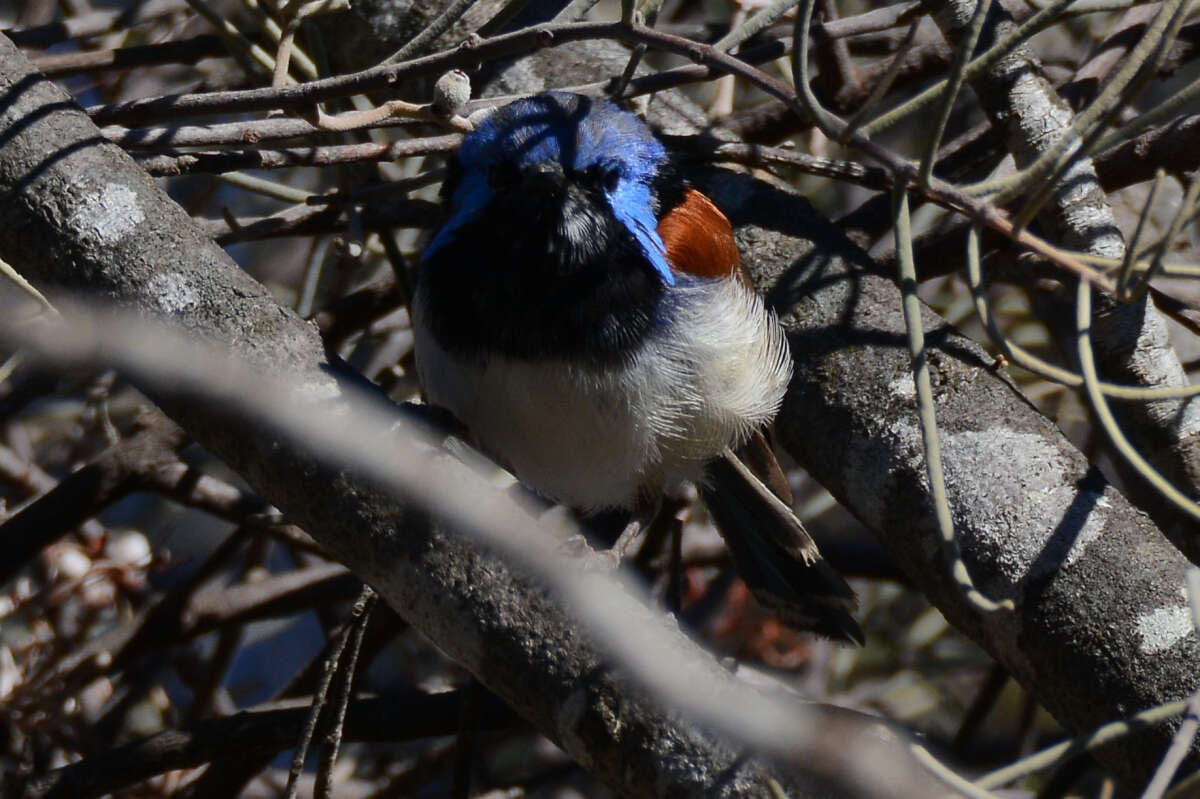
[412,277,791,511]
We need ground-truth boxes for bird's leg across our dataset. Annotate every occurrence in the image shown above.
[548,506,623,572]
[665,512,684,615]
[602,499,668,569]
[551,503,661,570]
[610,511,651,559]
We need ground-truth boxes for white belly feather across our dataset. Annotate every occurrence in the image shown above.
[413,277,791,511]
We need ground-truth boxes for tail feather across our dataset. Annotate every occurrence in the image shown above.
[701,442,864,645]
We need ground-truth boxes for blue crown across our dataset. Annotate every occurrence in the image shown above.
[426,92,675,285]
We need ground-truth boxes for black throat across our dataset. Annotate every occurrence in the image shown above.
[418,176,673,365]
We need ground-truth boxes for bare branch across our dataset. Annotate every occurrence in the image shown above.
[0,34,944,799]
[18,691,517,799]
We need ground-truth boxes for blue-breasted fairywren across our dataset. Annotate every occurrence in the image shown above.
[413,91,861,643]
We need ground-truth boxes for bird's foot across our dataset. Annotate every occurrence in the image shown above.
[556,533,621,571]
[608,519,645,561]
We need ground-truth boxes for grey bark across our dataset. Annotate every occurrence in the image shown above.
[481,35,1193,786]
[2,15,1198,796]
[924,0,1200,555]
[0,34,941,799]
[696,166,1200,785]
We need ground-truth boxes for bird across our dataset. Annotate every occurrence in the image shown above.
[412,91,862,644]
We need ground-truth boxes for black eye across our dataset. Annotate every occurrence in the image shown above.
[585,164,621,192]
[489,161,520,190]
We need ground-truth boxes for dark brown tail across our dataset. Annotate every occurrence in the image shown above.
[701,437,863,645]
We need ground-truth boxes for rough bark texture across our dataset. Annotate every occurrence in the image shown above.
[480,42,1196,785]
[692,166,1200,786]
[3,14,1199,793]
[0,34,937,799]
[924,0,1200,555]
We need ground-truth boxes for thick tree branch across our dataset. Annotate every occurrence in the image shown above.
[924,0,1200,552]
[0,35,937,799]
[699,166,1200,787]
[419,23,1200,789]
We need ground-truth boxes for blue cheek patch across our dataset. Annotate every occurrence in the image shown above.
[428,94,677,288]
[608,180,675,286]
[424,170,493,259]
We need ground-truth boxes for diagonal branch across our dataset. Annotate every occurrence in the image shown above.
[923,0,1200,553]
[703,164,1200,787]
[0,34,944,799]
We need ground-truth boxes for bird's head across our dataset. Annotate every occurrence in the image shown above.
[424,91,679,287]
[418,92,743,363]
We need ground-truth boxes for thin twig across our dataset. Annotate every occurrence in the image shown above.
[919,0,991,188]
[314,586,377,799]
[31,35,228,77]
[106,115,431,150]
[451,678,483,799]
[894,188,1012,613]
[384,0,491,63]
[912,745,1009,799]
[838,18,920,142]
[218,171,313,203]
[964,227,1200,400]
[976,695,1192,790]
[1074,280,1200,523]
[282,598,359,799]
[715,0,801,53]
[1135,172,1200,302]
[182,0,282,80]
[133,136,462,176]
[1117,169,1165,298]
